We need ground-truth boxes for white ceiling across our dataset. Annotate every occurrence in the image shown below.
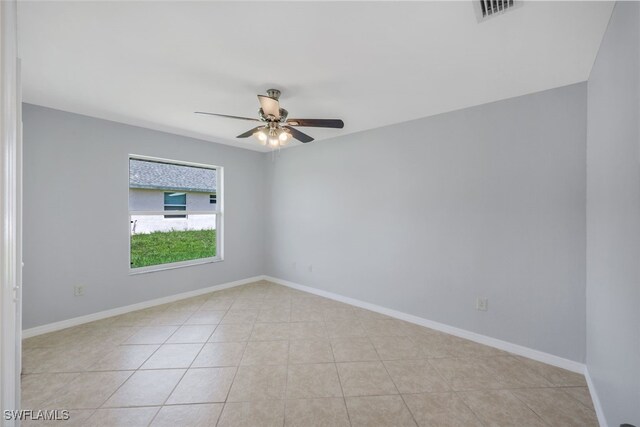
[18,1,613,152]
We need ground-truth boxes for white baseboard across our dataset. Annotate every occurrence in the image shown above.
[25,273,586,375]
[584,367,609,427]
[264,275,585,374]
[22,275,266,339]
[23,273,605,424]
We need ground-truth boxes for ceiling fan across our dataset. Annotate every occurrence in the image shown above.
[195,89,344,147]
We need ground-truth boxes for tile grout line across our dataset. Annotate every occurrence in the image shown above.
[506,388,554,427]
[147,293,235,426]
[27,322,165,415]
[452,390,490,427]
[557,386,600,412]
[141,306,208,425]
[330,309,355,427]
[215,292,254,427]
[405,353,487,426]
[86,327,185,417]
[370,334,420,427]
[215,295,260,427]
[281,296,293,427]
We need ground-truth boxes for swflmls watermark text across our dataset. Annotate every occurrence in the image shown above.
[4,409,70,421]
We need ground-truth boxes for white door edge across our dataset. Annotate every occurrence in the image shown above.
[1,0,21,425]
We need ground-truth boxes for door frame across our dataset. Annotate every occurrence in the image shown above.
[1,0,21,424]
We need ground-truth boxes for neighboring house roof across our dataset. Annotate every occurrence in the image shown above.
[129,159,216,193]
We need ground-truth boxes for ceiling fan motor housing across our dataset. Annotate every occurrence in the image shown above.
[266,88,281,100]
[258,107,288,122]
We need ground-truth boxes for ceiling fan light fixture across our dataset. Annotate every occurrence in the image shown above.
[278,129,290,142]
[254,128,268,145]
[268,136,280,147]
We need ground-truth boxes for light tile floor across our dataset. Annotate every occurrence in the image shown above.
[21,281,598,426]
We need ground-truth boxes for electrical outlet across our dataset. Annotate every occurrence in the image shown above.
[74,285,85,297]
[292,262,297,270]
[308,264,313,273]
[476,297,488,311]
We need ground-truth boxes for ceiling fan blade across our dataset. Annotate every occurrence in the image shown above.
[284,126,314,143]
[286,118,344,129]
[236,126,264,138]
[195,112,260,122]
[257,95,280,119]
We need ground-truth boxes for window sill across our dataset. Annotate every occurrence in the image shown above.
[129,257,223,275]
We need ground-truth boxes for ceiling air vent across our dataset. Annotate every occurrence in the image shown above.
[475,0,520,21]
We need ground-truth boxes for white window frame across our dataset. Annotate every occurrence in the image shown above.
[128,154,223,274]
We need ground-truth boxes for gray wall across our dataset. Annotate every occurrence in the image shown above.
[586,2,640,425]
[265,83,588,362]
[22,104,265,329]
[24,85,590,363]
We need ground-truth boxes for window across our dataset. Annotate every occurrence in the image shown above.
[129,156,222,272]
[164,192,187,218]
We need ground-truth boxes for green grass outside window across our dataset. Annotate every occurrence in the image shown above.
[130,229,216,268]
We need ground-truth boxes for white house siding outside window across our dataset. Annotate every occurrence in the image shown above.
[128,156,222,272]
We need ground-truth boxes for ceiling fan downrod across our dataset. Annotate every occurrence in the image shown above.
[266,88,281,100]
